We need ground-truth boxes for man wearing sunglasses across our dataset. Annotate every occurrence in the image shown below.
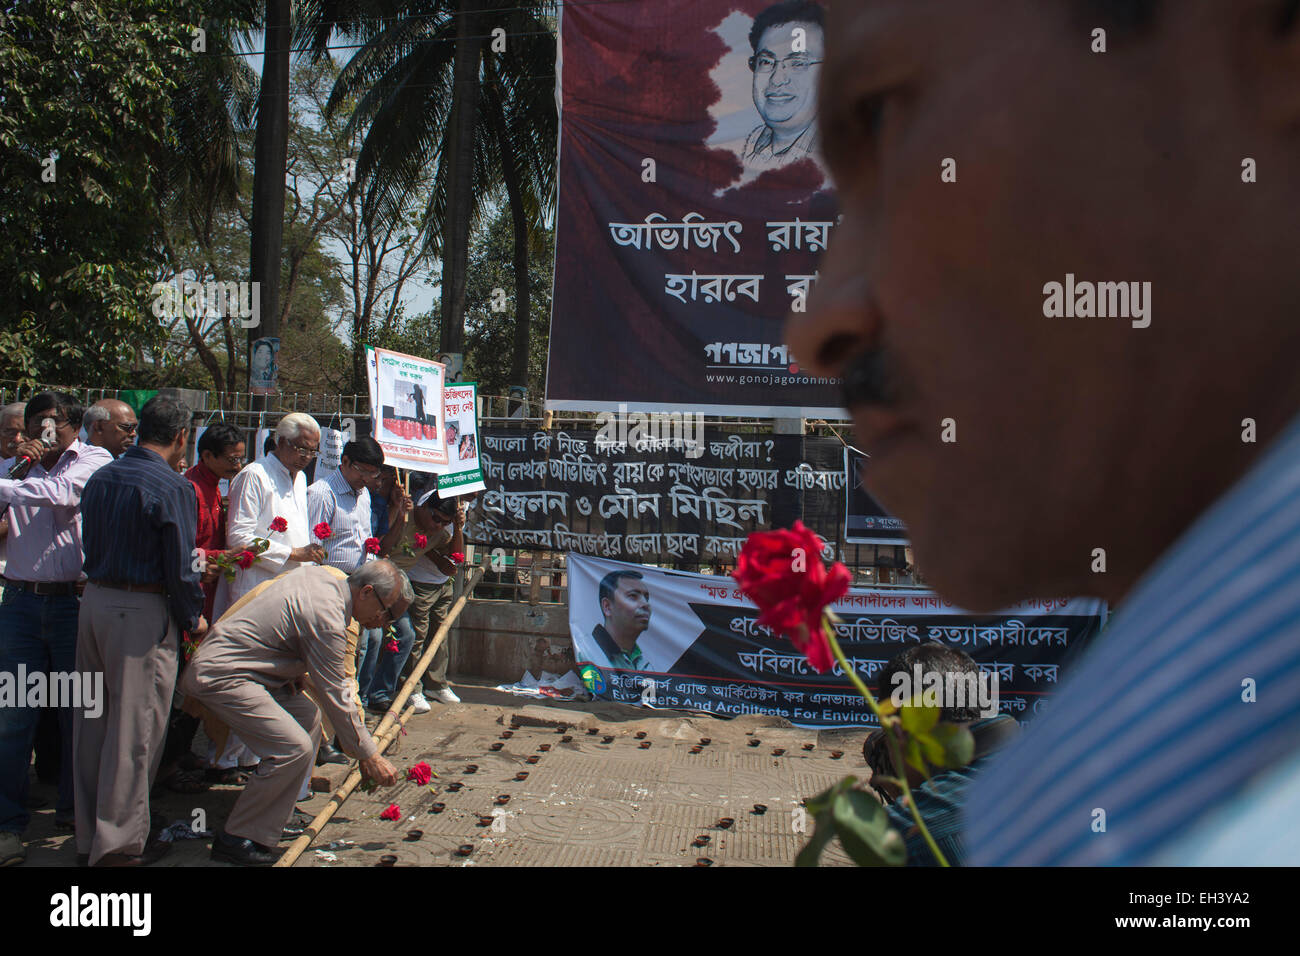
[381,482,468,711]
[83,399,138,460]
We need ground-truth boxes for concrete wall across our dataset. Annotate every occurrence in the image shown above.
[449,599,576,684]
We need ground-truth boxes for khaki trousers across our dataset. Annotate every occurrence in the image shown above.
[401,579,455,692]
[196,677,321,847]
[73,585,177,865]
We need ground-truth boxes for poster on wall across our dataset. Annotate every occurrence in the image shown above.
[438,382,486,496]
[567,553,1107,729]
[249,337,280,396]
[844,447,908,545]
[546,0,844,417]
[365,345,449,472]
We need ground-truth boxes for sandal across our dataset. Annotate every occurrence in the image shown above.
[204,767,252,786]
[160,768,209,794]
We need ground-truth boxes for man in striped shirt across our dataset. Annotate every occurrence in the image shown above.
[785,0,1300,864]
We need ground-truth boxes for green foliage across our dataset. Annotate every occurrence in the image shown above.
[797,777,907,868]
[461,207,553,395]
[0,0,200,386]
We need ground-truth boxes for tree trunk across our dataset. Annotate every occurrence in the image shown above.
[487,68,532,401]
[438,0,484,355]
[248,0,292,400]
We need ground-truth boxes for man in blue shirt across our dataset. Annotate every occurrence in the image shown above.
[74,397,207,867]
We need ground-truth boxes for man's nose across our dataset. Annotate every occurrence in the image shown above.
[785,235,878,379]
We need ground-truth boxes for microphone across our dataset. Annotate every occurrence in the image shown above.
[8,438,53,480]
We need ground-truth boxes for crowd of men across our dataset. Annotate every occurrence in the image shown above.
[0,393,468,867]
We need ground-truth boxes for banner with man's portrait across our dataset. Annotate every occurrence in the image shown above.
[568,554,1108,729]
[547,0,844,417]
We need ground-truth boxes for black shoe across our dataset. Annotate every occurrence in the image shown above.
[315,741,348,766]
[93,836,172,867]
[281,810,313,840]
[210,832,278,866]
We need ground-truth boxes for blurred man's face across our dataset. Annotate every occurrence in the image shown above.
[0,415,24,459]
[753,22,823,135]
[602,578,651,643]
[786,1,1298,610]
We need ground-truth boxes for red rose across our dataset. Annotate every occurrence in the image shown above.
[406,762,433,786]
[413,533,428,549]
[236,550,257,570]
[449,552,465,565]
[732,521,851,674]
[385,639,399,653]
[379,803,401,821]
[313,522,332,541]
[365,537,381,555]
[269,516,288,533]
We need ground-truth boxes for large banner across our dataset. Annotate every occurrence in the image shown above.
[547,0,843,417]
[366,346,449,472]
[568,554,1107,729]
[470,427,847,563]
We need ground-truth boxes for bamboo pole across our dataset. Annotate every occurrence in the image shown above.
[274,564,483,867]
[274,703,416,868]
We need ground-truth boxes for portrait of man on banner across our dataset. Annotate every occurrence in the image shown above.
[742,0,825,172]
[591,570,660,672]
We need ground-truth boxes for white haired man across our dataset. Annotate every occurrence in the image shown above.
[209,412,326,781]
[181,560,408,865]
[82,399,138,459]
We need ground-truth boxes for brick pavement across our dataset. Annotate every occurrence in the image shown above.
[19,680,865,867]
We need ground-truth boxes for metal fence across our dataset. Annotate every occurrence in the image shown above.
[0,382,920,598]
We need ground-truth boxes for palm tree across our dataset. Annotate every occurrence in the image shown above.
[305,0,556,381]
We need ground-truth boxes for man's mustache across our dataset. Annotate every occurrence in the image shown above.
[840,347,902,410]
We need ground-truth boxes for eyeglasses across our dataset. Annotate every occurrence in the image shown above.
[222,454,247,465]
[287,441,319,459]
[351,463,381,480]
[748,54,822,74]
[429,511,453,525]
[373,589,395,626]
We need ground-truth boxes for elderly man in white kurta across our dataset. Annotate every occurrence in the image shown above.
[210,413,326,776]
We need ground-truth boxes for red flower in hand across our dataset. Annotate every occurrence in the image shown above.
[313,522,332,541]
[236,550,257,570]
[449,552,465,565]
[732,521,851,673]
[364,537,381,555]
[413,533,428,549]
[406,762,433,786]
[379,804,401,821]
[385,639,399,653]
[269,516,288,533]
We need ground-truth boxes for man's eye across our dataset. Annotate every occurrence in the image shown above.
[853,94,886,139]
